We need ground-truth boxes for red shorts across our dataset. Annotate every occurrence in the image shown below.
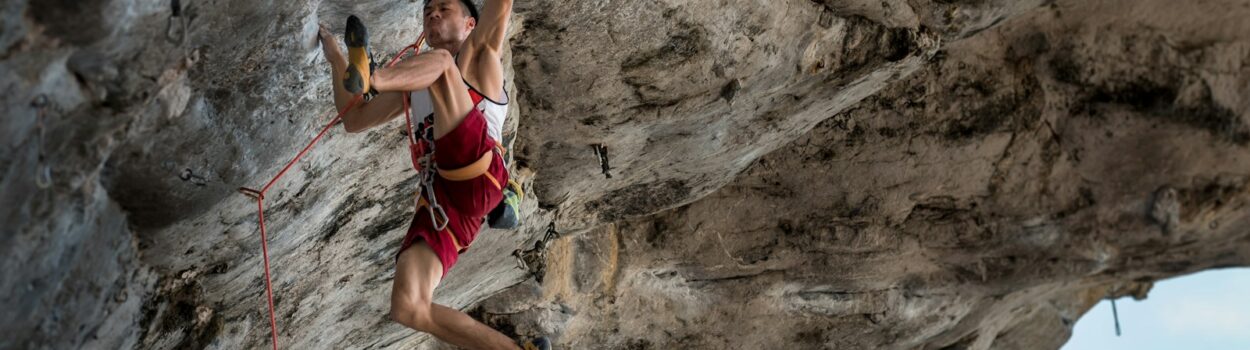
[398,108,508,278]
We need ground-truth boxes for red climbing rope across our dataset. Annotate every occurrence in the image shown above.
[237,32,425,350]
[236,95,359,350]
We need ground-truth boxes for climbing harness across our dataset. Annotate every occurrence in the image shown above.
[390,34,461,233]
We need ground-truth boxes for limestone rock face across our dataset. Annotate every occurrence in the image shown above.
[2,0,1248,349]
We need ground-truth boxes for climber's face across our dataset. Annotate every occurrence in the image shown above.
[423,0,476,50]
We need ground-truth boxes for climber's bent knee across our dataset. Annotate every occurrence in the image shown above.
[391,242,442,331]
[390,297,435,332]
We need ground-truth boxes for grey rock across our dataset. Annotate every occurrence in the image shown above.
[3,0,1249,349]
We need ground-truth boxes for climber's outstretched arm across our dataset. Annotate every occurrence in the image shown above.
[465,0,513,55]
[371,49,474,140]
[456,0,512,103]
[371,49,456,93]
[338,93,406,133]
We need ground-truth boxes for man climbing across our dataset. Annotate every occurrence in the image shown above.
[317,1,544,349]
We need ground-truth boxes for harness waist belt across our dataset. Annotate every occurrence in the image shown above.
[437,151,492,181]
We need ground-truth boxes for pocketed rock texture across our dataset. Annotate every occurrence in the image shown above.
[3,0,1249,349]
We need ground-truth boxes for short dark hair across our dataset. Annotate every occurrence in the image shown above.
[424,0,479,21]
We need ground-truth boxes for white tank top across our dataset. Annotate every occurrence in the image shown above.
[408,81,508,143]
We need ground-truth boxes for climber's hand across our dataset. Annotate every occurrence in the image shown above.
[318,24,347,68]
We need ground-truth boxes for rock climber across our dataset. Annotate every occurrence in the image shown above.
[317,0,544,349]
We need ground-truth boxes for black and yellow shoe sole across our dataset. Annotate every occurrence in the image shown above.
[522,337,551,350]
[343,15,372,95]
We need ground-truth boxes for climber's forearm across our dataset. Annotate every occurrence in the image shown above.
[370,49,455,93]
[338,92,406,133]
[328,58,359,114]
[318,24,359,115]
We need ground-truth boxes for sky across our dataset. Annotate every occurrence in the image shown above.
[1063,268,1250,350]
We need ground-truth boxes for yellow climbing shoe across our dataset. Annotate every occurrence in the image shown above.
[343,15,373,95]
[521,337,551,350]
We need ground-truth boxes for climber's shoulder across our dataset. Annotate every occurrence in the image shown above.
[463,0,512,56]
[456,0,512,101]
[456,0,510,72]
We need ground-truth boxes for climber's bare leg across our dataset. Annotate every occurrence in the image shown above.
[371,49,474,140]
[391,243,520,350]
